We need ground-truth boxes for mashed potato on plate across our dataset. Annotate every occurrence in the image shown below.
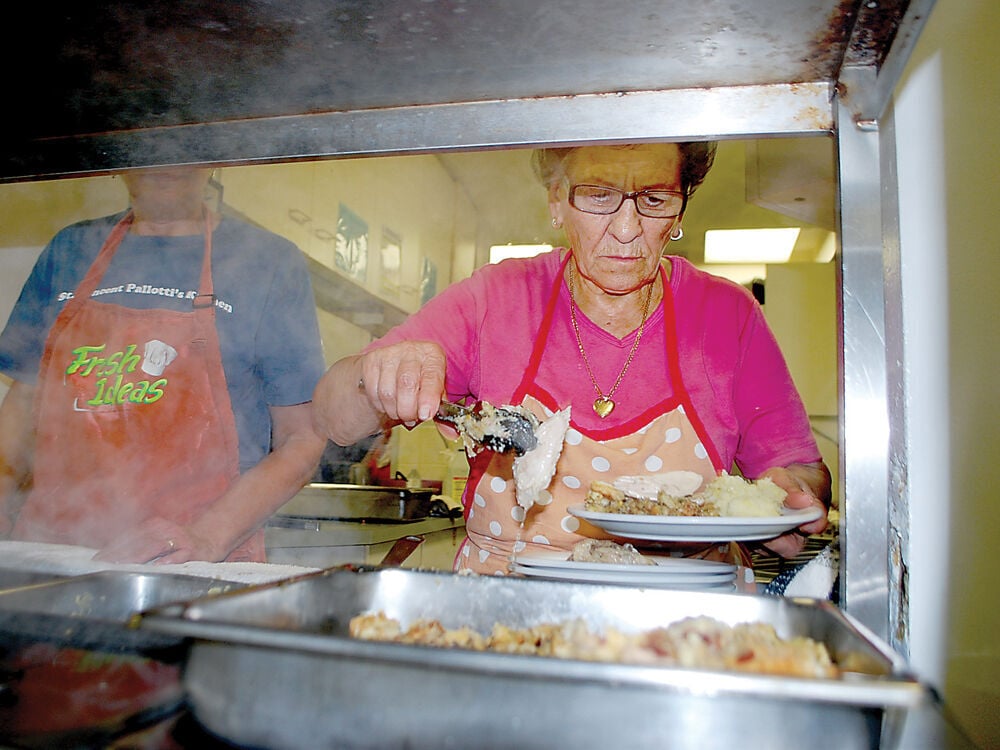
[699,474,786,517]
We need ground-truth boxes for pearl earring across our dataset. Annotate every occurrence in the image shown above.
[670,226,684,241]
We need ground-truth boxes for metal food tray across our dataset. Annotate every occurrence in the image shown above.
[140,567,930,750]
[0,567,68,593]
[0,570,244,653]
[271,483,437,523]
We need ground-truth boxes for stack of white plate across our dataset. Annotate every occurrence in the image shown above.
[510,551,737,591]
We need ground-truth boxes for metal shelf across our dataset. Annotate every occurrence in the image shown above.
[0,0,933,179]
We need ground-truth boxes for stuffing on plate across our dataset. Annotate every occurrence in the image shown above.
[568,539,654,566]
[584,472,787,518]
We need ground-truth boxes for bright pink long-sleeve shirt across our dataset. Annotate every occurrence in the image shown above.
[368,250,820,478]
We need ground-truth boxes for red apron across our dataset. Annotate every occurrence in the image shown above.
[456,254,753,587]
[12,212,263,562]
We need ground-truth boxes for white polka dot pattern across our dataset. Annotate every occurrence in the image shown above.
[458,395,719,576]
[560,515,580,533]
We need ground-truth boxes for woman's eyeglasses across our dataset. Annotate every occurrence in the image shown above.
[569,184,685,218]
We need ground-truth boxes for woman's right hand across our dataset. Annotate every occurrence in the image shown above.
[313,341,447,446]
[356,340,447,426]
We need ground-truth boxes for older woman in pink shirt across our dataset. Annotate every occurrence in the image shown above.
[313,142,830,579]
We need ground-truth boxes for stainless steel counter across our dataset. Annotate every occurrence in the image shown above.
[264,516,465,570]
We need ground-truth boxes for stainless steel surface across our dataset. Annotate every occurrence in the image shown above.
[0,570,243,653]
[2,1,923,179]
[840,0,938,125]
[272,483,437,523]
[879,107,910,658]
[140,567,929,750]
[835,91,896,643]
[3,86,838,180]
[264,515,464,570]
[0,567,67,592]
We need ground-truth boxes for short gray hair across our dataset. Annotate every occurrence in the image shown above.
[531,142,718,199]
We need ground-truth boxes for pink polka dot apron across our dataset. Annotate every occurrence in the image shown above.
[456,255,754,589]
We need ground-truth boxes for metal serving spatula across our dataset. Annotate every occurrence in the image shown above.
[436,400,539,457]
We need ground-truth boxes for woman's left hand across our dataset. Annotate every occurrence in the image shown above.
[759,464,830,558]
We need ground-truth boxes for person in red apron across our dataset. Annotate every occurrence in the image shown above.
[0,168,325,563]
[313,142,831,580]
[457,256,757,580]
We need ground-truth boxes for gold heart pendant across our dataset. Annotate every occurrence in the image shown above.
[593,397,615,418]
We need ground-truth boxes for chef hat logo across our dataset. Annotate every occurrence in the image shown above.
[141,339,178,376]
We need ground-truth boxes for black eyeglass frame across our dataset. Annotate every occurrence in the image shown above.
[567,183,688,218]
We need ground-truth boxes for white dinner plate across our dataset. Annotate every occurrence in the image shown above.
[513,550,736,576]
[567,504,824,542]
[510,562,736,589]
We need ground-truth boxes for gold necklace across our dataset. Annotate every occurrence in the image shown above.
[568,263,654,418]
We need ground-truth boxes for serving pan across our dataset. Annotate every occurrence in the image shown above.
[271,483,437,523]
[0,567,68,593]
[0,569,243,653]
[0,570,245,746]
[140,567,931,750]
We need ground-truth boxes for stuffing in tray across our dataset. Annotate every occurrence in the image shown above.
[349,612,838,679]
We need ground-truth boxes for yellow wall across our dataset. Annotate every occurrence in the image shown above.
[899,0,1000,746]
[0,175,123,248]
[765,262,840,509]
[219,155,463,316]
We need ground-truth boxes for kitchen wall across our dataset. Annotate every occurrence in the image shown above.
[894,0,1000,746]
[219,154,473,321]
[217,155,479,482]
[765,262,839,508]
[0,175,123,403]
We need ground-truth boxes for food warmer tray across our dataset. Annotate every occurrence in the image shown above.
[269,483,438,524]
[139,567,931,750]
[0,567,68,593]
[0,570,244,654]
